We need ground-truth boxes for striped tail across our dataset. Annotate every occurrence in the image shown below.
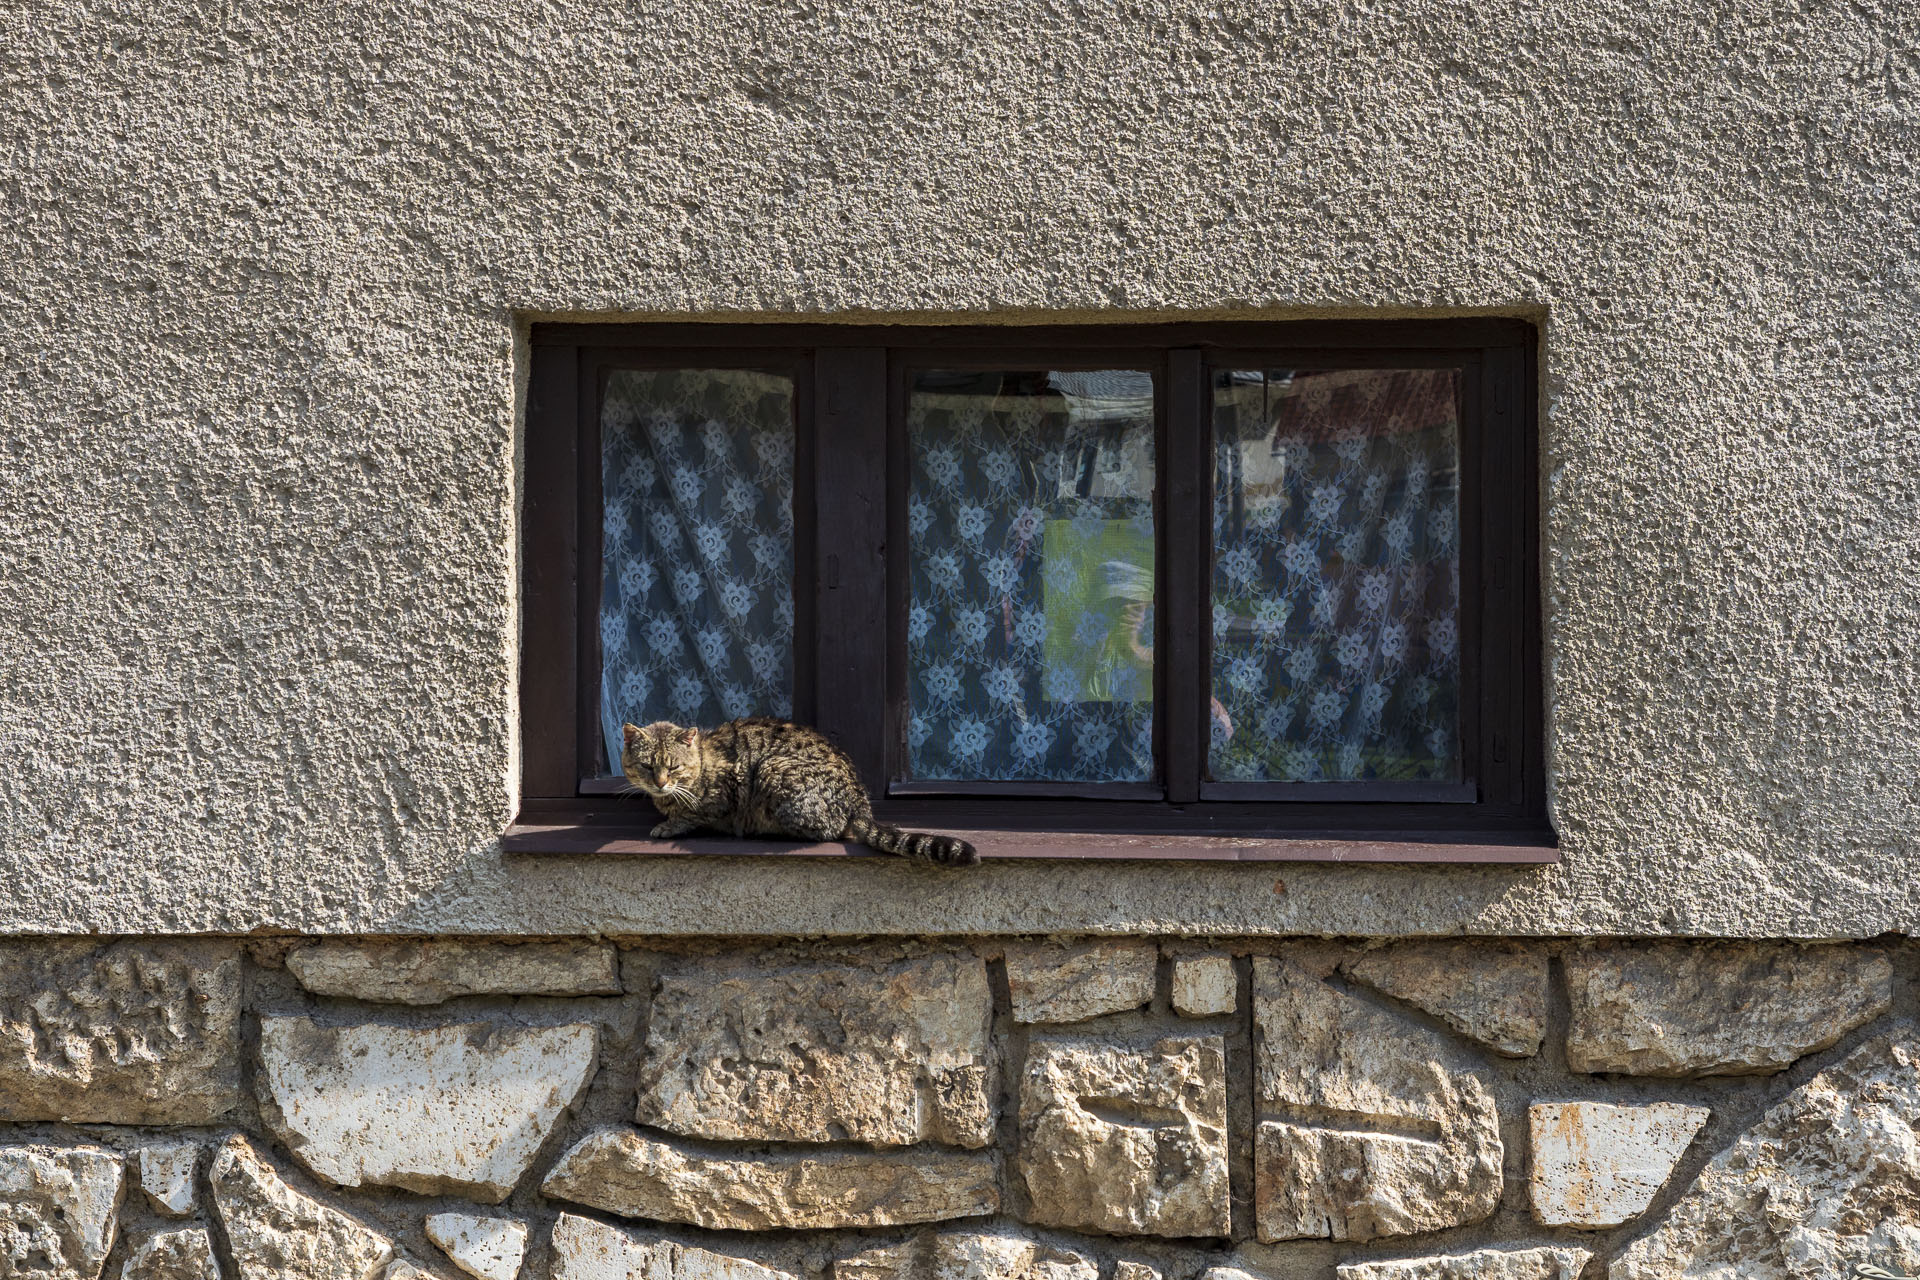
[845,816,979,867]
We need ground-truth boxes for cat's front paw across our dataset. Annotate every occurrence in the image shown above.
[650,819,695,839]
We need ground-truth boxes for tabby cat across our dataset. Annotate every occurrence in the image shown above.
[621,718,979,866]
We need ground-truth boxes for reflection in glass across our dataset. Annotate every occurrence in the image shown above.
[598,369,795,772]
[907,370,1156,782]
[1210,368,1462,782]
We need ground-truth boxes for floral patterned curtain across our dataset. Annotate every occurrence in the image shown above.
[594,362,1454,788]
[597,368,795,774]
[906,370,1156,782]
[1209,368,1462,782]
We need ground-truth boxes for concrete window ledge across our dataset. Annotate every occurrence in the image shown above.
[501,823,1560,864]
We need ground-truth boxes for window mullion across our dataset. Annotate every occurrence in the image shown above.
[811,347,890,793]
[1481,343,1526,808]
[522,341,580,798]
[1164,348,1207,804]
[574,351,603,785]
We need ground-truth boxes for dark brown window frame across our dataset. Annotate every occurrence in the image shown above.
[510,319,1553,863]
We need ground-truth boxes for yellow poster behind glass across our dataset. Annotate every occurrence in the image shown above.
[1042,519,1154,703]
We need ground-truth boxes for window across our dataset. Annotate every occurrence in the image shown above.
[514,321,1549,861]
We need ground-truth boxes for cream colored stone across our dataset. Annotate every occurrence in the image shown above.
[209,1135,394,1280]
[1170,955,1236,1018]
[1017,1033,1229,1237]
[1256,1125,1486,1242]
[0,941,241,1124]
[548,1214,795,1280]
[258,1015,597,1201]
[384,1263,433,1280]
[286,939,621,1004]
[930,1232,1098,1280]
[543,1126,997,1230]
[1251,958,1503,1242]
[1566,942,1891,1076]
[1111,1262,1161,1280]
[1337,1247,1594,1280]
[1005,941,1156,1024]
[1195,1268,1262,1280]
[1529,1100,1708,1227]
[425,1213,527,1280]
[119,1227,220,1280]
[0,1144,125,1280]
[832,1241,916,1280]
[134,1141,198,1218]
[1611,1033,1920,1280]
[1341,942,1548,1057]
[636,951,994,1147]
[832,1233,1096,1280]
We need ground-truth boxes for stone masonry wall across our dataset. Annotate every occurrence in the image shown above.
[3,936,1916,1280]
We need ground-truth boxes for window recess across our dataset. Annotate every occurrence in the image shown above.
[514,321,1551,861]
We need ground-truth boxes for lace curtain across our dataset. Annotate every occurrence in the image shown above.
[1209,368,1462,782]
[593,362,1458,787]
[597,368,795,774]
[906,370,1157,782]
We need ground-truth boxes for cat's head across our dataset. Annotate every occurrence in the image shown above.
[620,721,701,798]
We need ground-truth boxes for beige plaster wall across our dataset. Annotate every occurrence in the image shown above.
[0,0,1914,938]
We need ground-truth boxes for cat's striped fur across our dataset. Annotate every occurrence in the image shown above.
[621,718,979,867]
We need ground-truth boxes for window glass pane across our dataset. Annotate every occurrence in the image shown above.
[598,369,795,772]
[1210,368,1462,782]
[907,369,1155,782]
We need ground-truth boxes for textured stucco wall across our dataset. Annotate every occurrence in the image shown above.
[1,0,1915,938]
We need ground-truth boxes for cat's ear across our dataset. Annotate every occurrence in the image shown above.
[623,723,643,748]
[681,726,698,745]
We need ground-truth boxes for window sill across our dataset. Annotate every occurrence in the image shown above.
[501,822,1559,864]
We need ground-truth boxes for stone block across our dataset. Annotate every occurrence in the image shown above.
[1529,1100,1708,1227]
[832,1233,1096,1280]
[1016,1032,1229,1237]
[0,1143,125,1280]
[1341,941,1548,1057]
[1251,958,1503,1242]
[1170,955,1236,1018]
[1337,1247,1593,1279]
[1566,941,1891,1076]
[134,1141,198,1218]
[0,940,241,1124]
[934,1232,1099,1280]
[543,1126,997,1230]
[1111,1263,1161,1280]
[120,1226,220,1280]
[258,1016,598,1202]
[1005,941,1156,1024]
[286,939,621,1004]
[425,1212,528,1280]
[1611,1032,1920,1280]
[832,1241,917,1280]
[636,951,994,1147]
[208,1135,394,1280]
[549,1214,795,1280]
